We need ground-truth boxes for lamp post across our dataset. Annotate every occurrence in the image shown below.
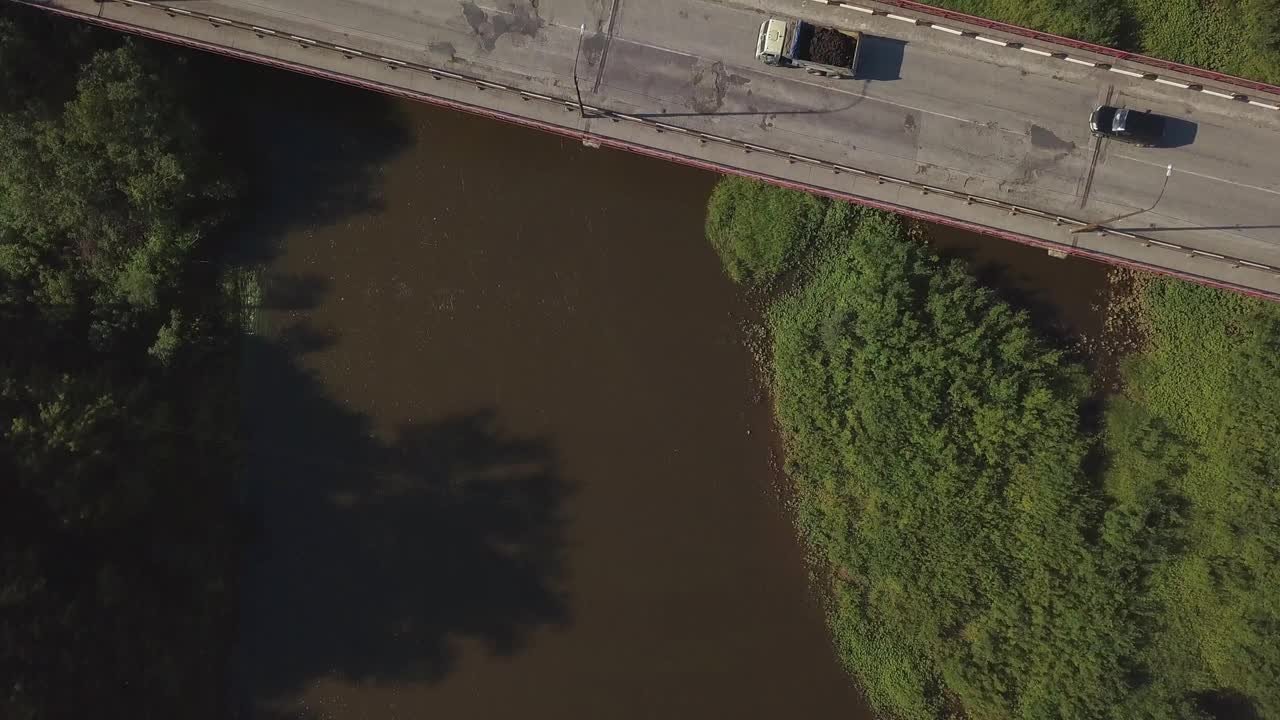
[572,23,587,119]
[1073,164,1173,234]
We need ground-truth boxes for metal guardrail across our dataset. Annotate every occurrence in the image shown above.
[54,0,1280,283]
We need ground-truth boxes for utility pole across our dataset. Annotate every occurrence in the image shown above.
[572,23,587,119]
[1073,164,1173,234]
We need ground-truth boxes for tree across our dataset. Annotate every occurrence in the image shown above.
[0,39,233,346]
[0,11,243,719]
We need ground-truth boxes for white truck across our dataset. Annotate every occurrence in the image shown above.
[755,18,863,79]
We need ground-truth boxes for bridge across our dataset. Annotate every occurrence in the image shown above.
[25,0,1280,299]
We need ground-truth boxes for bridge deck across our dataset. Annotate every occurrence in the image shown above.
[33,0,1280,298]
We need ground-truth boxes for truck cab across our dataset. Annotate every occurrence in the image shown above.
[756,19,788,67]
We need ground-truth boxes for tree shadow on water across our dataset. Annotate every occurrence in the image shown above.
[191,55,414,265]
[234,337,572,714]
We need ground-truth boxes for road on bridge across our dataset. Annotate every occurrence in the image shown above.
[41,0,1280,297]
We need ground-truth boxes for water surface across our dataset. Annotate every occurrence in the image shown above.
[230,67,874,720]
[222,52,1113,719]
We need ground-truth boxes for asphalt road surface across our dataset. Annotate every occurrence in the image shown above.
[43,0,1280,295]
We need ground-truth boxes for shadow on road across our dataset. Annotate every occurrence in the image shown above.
[629,96,863,119]
[854,36,907,82]
[1160,116,1198,148]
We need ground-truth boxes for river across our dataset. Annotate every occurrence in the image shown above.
[223,58,1110,720]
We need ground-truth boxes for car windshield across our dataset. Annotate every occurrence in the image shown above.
[1113,109,1130,132]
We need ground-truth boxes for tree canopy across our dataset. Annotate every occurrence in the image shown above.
[0,9,243,718]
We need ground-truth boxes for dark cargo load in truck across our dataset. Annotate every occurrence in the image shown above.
[791,22,857,67]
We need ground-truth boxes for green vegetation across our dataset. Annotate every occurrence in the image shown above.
[1,8,244,718]
[706,177,1280,719]
[925,0,1128,48]
[705,176,830,286]
[1101,280,1280,718]
[763,201,1144,719]
[924,0,1280,84]
[1126,0,1280,83]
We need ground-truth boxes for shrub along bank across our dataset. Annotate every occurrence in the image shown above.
[1099,280,1280,719]
[705,177,1280,719]
[921,0,1280,84]
[704,176,831,286]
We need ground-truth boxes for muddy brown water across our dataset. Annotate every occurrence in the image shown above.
[223,58,1110,720]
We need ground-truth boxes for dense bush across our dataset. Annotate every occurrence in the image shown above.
[0,9,242,719]
[0,29,234,336]
[768,208,1149,719]
[706,177,1280,719]
[1100,280,1280,718]
[704,176,831,286]
[1126,0,1280,84]
[925,0,1280,84]
[923,0,1126,47]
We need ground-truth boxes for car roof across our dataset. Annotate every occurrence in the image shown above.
[1120,109,1164,132]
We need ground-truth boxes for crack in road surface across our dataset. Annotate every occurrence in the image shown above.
[688,61,749,114]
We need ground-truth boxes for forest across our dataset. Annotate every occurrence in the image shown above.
[1,8,246,718]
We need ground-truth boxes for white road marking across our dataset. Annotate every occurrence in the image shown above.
[1116,154,1280,197]
[608,34,709,61]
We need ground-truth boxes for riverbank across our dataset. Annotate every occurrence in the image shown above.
[705,175,1280,719]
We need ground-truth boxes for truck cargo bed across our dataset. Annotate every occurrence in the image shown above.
[789,21,857,68]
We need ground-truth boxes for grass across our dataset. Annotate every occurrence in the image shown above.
[1099,279,1280,718]
[704,176,830,287]
[705,176,1280,719]
[922,0,1280,84]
